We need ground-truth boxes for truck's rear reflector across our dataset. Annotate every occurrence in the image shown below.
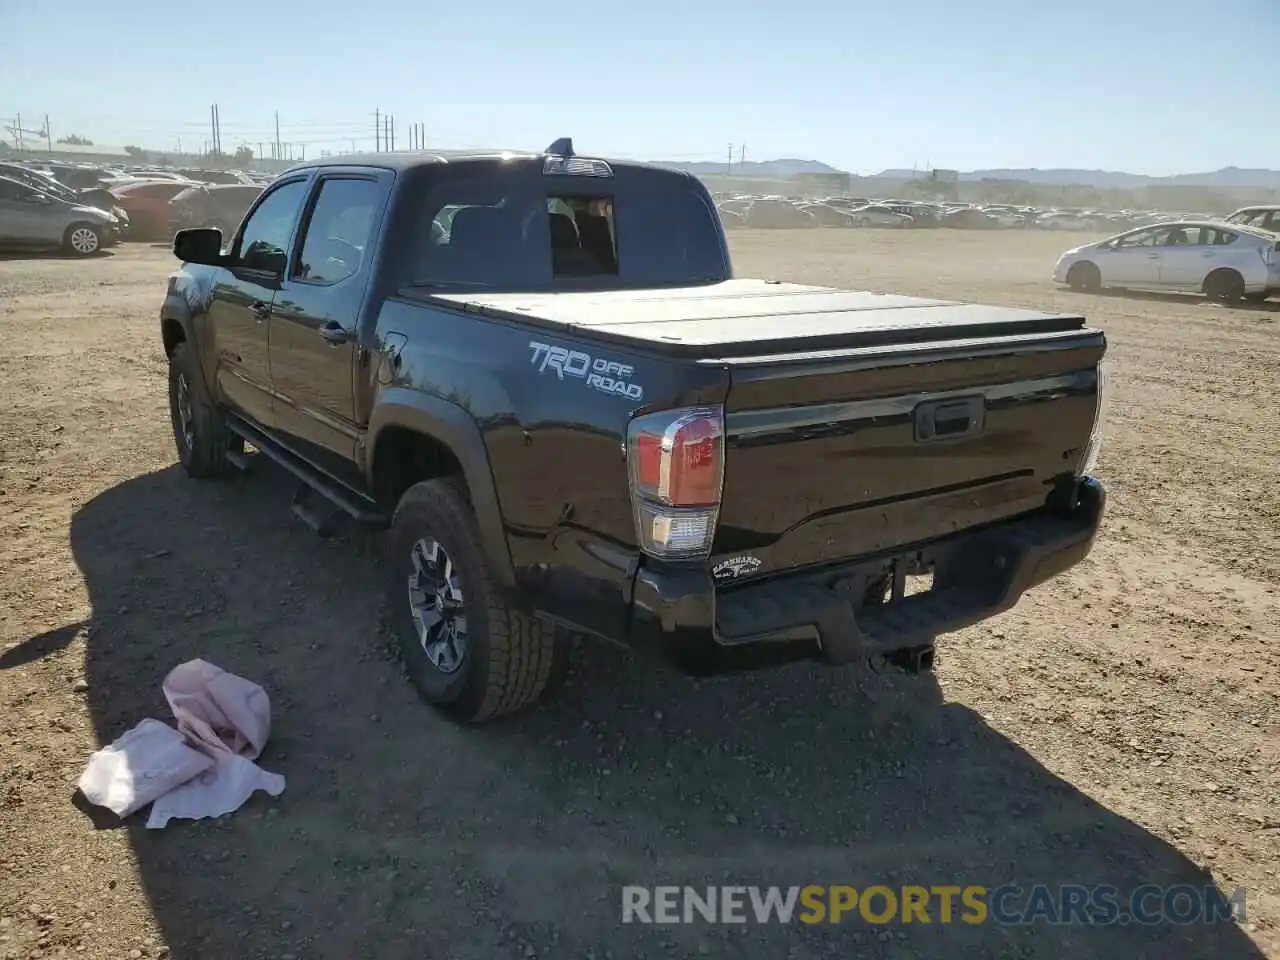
[627,407,725,559]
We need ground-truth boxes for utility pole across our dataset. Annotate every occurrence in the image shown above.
[15,112,22,151]
[390,115,396,151]
[739,144,745,166]
[210,104,223,156]
[727,143,734,176]
[45,114,52,152]
[374,108,381,152]
[274,111,281,163]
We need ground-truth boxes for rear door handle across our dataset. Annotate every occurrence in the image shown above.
[250,300,271,320]
[318,322,351,345]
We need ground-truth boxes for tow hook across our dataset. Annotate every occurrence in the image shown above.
[870,644,937,675]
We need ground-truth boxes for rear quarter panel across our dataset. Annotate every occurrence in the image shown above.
[370,296,728,639]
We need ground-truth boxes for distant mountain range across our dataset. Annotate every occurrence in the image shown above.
[661,158,842,178]
[661,159,1280,189]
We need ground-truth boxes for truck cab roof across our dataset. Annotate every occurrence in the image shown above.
[285,144,697,182]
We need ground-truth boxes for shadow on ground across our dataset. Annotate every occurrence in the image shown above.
[1085,287,1280,314]
[0,249,116,261]
[60,462,1264,960]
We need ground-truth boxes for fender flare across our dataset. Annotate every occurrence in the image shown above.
[159,295,218,394]
[365,389,515,587]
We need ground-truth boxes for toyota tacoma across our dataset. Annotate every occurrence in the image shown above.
[159,140,1108,722]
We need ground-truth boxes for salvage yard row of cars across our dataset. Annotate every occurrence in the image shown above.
[0,159,268,255]
[714,193,1257,232]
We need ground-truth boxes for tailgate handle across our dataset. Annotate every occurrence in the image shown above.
[914,396,985,442]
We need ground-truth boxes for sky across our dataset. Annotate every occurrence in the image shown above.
[2,0,1278,176]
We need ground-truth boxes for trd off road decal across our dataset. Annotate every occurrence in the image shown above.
[528,341,645,401]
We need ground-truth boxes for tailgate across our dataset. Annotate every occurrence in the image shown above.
[710,329,1105,579]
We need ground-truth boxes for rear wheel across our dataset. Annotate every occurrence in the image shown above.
[388,478,559,722]
[63,223,101,257]
[1204,269,1245,302]
[1066,261,1101,293]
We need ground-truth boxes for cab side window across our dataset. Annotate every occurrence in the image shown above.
[292,178,381,285]
[1114,228,1161,249]
[235,179,309,274]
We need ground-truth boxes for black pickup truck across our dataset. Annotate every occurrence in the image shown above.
[160,140,1108,722]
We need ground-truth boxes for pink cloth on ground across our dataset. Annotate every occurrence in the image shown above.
[77,659,285,828]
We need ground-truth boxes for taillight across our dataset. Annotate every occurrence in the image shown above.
[1078,361,1109,476]
[626,406,724,559]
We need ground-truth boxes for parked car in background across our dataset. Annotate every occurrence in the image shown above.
[45,165,114,189]
[740,198,817,228]
[940,207,1000,229]
[168,183,264,239]
[0,175,120,255]
[1054,220,1280,302]
[796,201,856,226]
[0,162,132,237]
[1225,205,1280,232]
[847,204,913,227]
[110,180,199,239]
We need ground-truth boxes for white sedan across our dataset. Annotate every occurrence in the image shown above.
[1053,221,1280,302]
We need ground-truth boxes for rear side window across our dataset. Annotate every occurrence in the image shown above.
[0,179,32,201]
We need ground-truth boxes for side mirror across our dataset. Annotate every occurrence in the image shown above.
[22,193,52,205]
[173,227,224,265]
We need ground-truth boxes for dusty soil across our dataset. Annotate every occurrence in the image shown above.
[1,231,1276,960]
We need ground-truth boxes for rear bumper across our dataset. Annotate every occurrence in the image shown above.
[630,477,1105,664]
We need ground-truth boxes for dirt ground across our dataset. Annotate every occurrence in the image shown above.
[1,230,1276,960]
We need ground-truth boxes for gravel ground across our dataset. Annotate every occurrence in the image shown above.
[0,231,1277,960]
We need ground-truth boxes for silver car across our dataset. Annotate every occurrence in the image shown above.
[0,175,120,256]
[1054,220,1280,303]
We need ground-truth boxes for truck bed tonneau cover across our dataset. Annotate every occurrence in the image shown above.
[431,279,1089,359]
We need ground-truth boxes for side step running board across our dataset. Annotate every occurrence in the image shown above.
[225,414,388,529]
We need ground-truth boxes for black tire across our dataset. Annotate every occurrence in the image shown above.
[1066,261,1101,293]
[388,478,558,722]
[62,222,102,257]
[167,341,234,479]
[1204,269,1245,303]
